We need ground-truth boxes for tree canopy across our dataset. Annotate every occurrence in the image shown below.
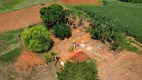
[54,23,72,40]
[21,25,52,52]
[57,60,98,80]
[40,4,69,29]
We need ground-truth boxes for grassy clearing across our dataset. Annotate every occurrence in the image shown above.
[0,28,24,55]
[0,47,22,63]
[0,0,58,14]
[74,1,142,43]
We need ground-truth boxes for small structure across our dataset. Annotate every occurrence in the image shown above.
[69,51,90,62]
[59,50,90,66]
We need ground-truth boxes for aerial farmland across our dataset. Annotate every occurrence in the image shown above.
[0,0,142,80]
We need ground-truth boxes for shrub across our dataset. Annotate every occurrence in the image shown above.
[43,52,56,63]
[54,24,72,40]
[21,25,52,52]
[57,60,98,80]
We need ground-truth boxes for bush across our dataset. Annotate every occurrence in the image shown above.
[57,60,98,80]
[40,4,69,29]
[43,52,56,63]
[21,25,52,52]
[54,24,72,40]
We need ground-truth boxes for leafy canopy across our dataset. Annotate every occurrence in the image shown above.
[21,25,52,52]
[57,60,99,80]
[40,4,69,29]
[54,23,72,40]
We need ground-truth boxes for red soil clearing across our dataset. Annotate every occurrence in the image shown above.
[60,0,101,5]
[15,50,43,73]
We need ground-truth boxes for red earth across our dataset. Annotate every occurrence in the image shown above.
[15,49,43,73]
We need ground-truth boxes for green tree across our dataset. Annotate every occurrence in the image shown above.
[54,24,72,40]
[21,25,52,52]
[40,4,69,29]
[57,60,98,80]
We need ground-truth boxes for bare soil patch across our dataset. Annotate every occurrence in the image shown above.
[51,28,142,80]
[15,49,43,73]
[30,63,57,80]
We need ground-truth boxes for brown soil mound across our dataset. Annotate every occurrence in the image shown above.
[60,0,101,5]
[15,50,43,73]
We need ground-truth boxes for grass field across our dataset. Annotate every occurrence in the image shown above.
[0,47,22,63]
[74,0,142,43]
[0,0,57,14]
[0,28,23,56]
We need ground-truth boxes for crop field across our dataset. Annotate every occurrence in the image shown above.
[74,1,142,43]
[0,0,57,13]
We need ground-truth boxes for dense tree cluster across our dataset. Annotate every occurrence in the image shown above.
[21,25,52,52]
[40,4,70,29]
[57,60,98,80]
[54,23,72,40]
[120,0,142,3]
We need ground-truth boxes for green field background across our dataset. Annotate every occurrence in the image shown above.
[75,1,142,43]
[0,0,57,14]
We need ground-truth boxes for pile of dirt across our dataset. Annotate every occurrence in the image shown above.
[60,0,102,5]
[15,50,43,73]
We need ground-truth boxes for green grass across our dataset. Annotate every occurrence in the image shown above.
[0,28,24,55]
[0,47,22,63]
[74,1,142,43]
[0,0,57,14]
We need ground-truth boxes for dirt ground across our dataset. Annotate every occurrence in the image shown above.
[15,49,43,73]
[60,0,102,5]
[29,63,57,80]
[51,28,142,80]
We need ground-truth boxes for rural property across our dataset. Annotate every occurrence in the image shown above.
[0,0,142,80]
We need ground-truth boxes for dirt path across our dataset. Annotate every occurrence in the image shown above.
[0,2,61,32]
